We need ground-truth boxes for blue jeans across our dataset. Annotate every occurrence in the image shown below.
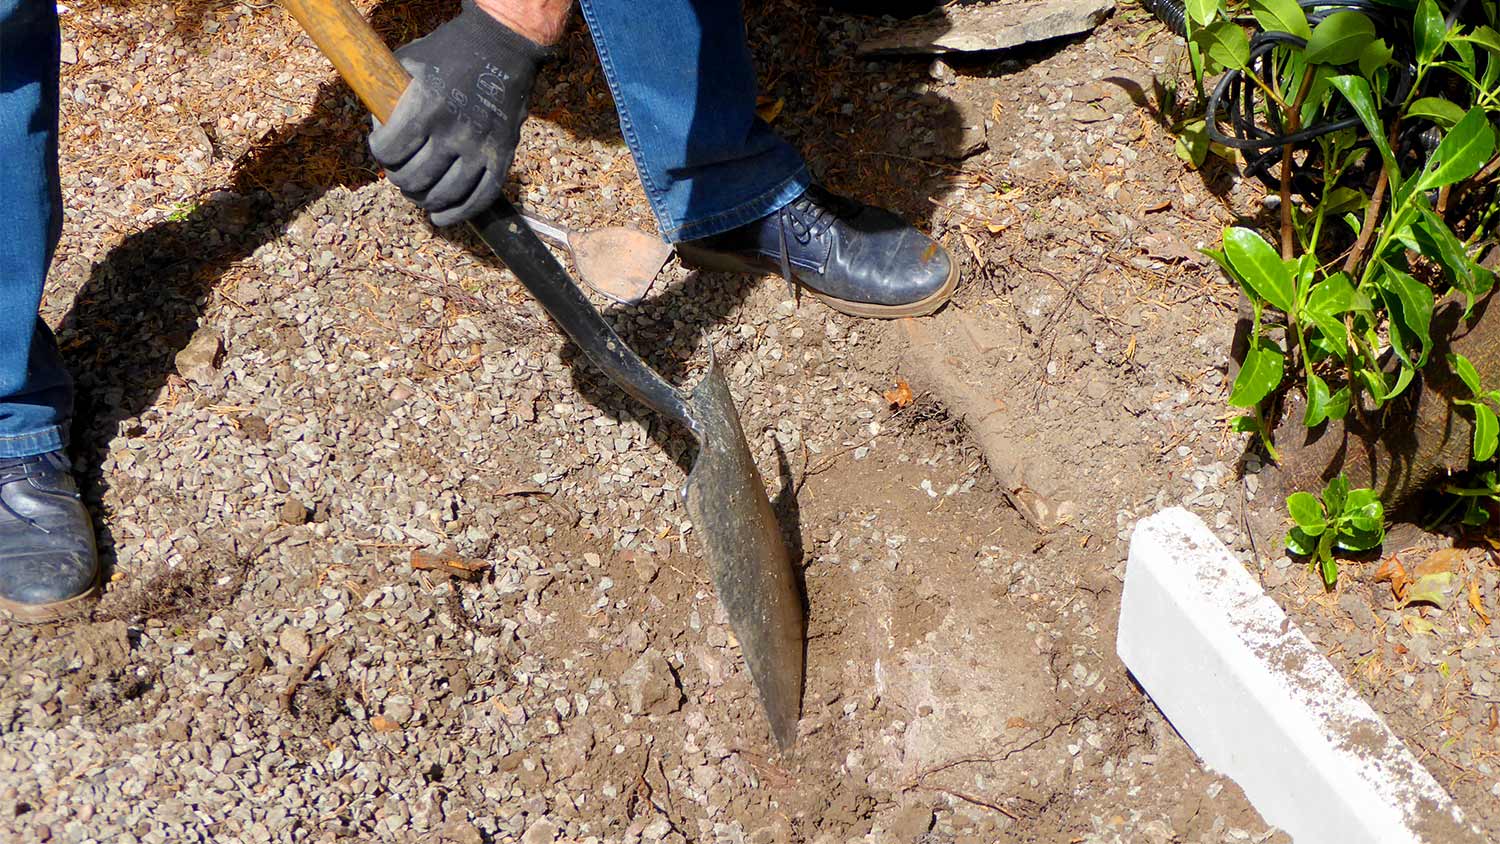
[0,0,71,459]
[0,0,806,456]
[579,0,810,241]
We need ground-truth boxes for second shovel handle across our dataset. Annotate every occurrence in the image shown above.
[517,212,572,248]
[281,0,409,122]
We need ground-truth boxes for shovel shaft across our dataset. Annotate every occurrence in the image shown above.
[517,212,573,249]
[280,0,407,122]
[468,204,697,431]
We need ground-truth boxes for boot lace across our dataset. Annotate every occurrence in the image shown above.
[0,454,66,533]
[772,187,859,291]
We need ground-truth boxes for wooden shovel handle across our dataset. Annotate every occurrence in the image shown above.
[281,0,410,122]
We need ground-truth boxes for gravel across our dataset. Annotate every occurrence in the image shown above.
[0,3,1346,843]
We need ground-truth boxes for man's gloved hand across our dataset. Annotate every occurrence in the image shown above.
[369,1,550,226]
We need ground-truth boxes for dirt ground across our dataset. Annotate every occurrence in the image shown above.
[1,0,1495,842]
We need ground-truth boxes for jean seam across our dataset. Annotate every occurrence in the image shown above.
[666,166,810,241]
[0,426,67,459]
[578,0,674,229]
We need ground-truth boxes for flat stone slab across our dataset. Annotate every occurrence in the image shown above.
[858,0,1115,56]
[1117,508,1481,844]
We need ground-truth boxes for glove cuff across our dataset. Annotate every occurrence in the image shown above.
[457,0,557,63]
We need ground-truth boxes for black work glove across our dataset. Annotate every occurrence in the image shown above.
[369,1,549,226]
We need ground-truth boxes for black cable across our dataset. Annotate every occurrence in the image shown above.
[1141,0,1188,37]
[1142,0,1445,200]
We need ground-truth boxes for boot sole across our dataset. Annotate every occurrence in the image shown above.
[676,245,958,319]
[0,577,101,624]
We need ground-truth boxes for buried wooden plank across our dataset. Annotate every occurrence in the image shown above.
[900,316,1076,531]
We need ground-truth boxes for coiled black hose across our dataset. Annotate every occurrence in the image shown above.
[1141,0,1187,37]
[1140,0,1431,199]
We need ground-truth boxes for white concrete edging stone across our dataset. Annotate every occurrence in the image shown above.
[1117,507,1481,844]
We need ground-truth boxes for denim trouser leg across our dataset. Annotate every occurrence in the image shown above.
[577,0,811,242]
[0,0,72,458]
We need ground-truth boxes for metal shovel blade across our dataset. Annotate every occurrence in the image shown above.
[473,206,806,748]
[520,211,673,306]
[570,228,673,306]
[682,366,805,748]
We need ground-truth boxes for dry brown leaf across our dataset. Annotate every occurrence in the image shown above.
[1470,579,1492,626]
[370,715,401,733]
[884,380,915,408]
[1415,547,1465,577]
[754,95,784,123]
[1404,572,1457,609]
[411,549,490,582]
[962,232,983,266]
[1374,556,1410,601]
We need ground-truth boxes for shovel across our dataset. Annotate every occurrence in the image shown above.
[283,0,805,747]
[518,211,672,305]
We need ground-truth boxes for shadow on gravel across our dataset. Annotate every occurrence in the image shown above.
[54,1,433,579]
[55,0,981,590]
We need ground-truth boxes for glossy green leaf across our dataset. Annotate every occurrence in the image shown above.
[1299,63,1335,127]
[1231,414,1260,433]
[1223,227,1295,312]
[1387,360,1417,402]
[1329,76,1399,185]
[1286,525,1318,556]
[1475,403,1498,461]
[1250,0,1311,39]
[1229,337,1285,408]
[1359,38,1394,77]
[1414,0,1446,65]
[1455,24,1500,55]
[1343,487,1382,520]
[1323,474,1350,515]
[1186,0,1219,26]
[1322,186,1366,216]
[1450,352,1483,396]
[1193,20,1251,71]
[1360,365,1390,404]
[1176,120,1210,168]
[1379,266,1436,367]
[1320,553,1339,587]
[1326,386,1352,421]
[1417,107,1496,191]
[1451,37,1478,75]
[1407,96,1467,129]
[1337,488,1385,550]
[1304,370,1334,427]
[1412,207,1485,301]
[1337,523,1385,552]
[1309,313,1350,357]
[1288,491,1327,533]
[1306,272,1357,315]
[1306,12,1377,66]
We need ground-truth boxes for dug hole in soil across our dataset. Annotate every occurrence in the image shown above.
[2,1,1493,842]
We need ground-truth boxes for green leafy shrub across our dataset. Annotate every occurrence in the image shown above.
[1173,0,1500,578]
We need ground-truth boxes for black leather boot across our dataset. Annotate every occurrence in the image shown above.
[0,451,99,622]
[676,185,958,318]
